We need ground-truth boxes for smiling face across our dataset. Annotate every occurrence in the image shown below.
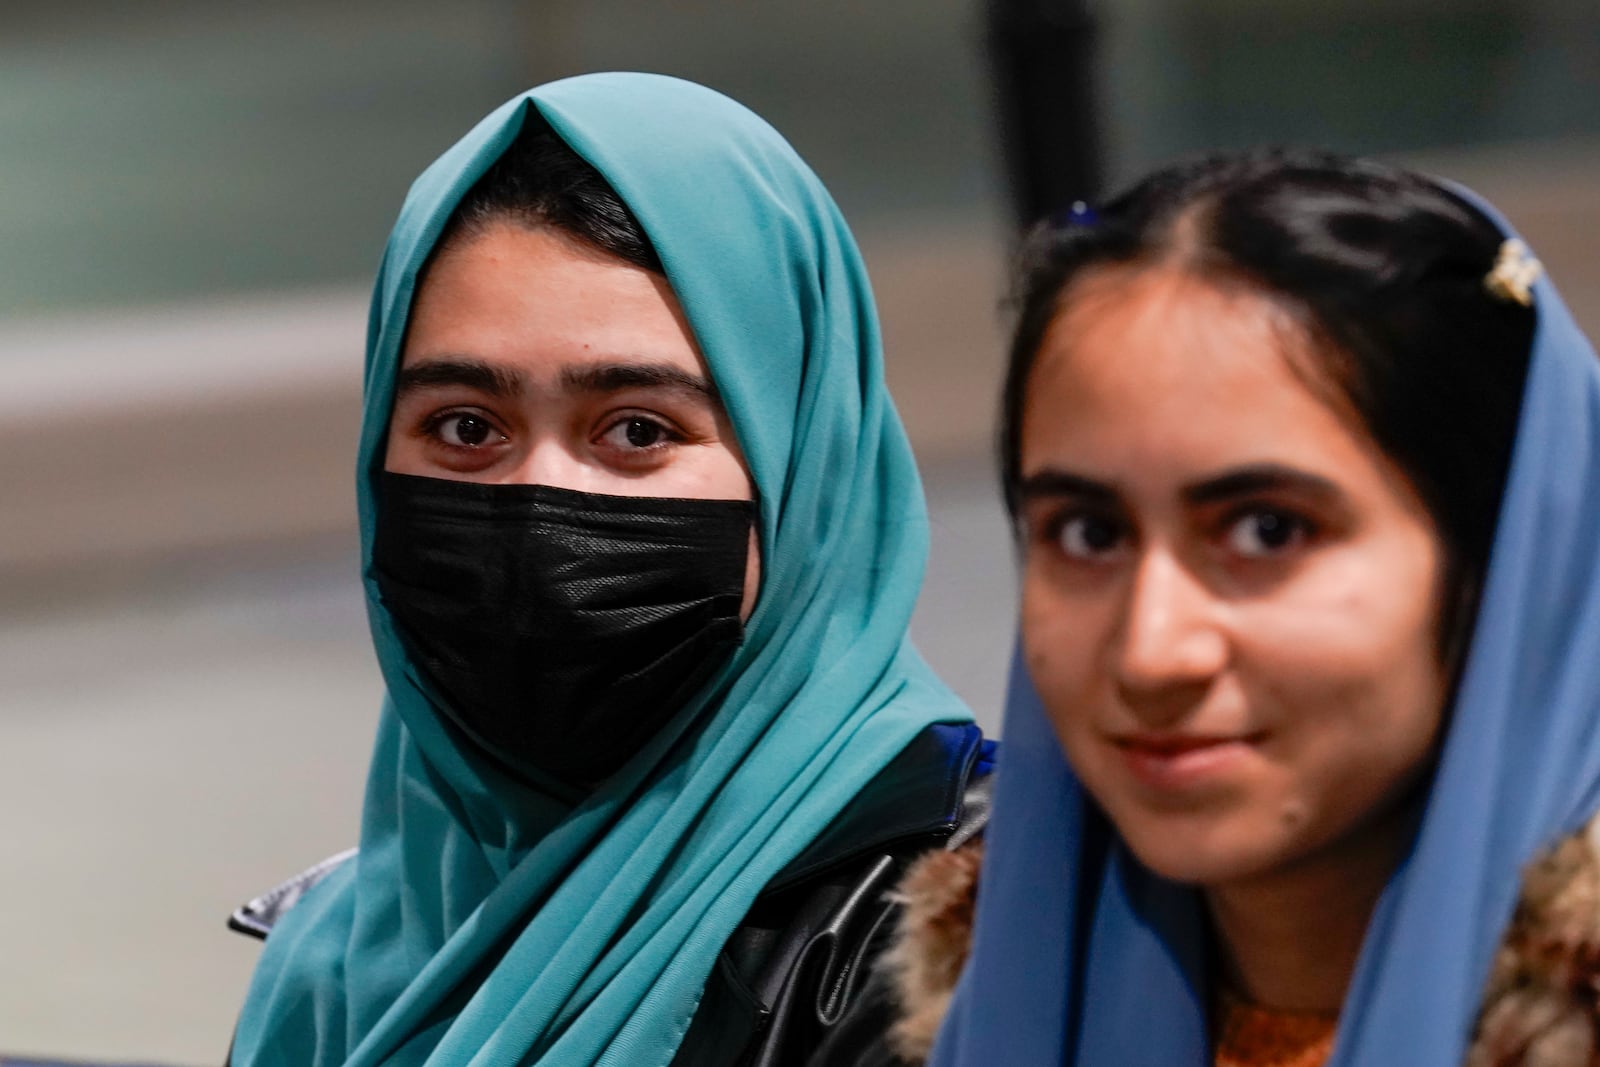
[385,221,759,617]
[1016,265,1448,890]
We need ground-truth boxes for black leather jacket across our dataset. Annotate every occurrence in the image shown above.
[229,723,992,1067]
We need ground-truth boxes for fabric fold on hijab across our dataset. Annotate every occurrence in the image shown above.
[930,194,1600,1066]
[231,72,969,1067]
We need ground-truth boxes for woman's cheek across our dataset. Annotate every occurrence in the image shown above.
[1020,578,1103,751]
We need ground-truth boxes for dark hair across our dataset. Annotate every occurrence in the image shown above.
[440,112,662,272]
[999,148,1537,664]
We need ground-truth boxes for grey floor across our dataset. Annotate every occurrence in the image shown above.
[0,456,1013,1066]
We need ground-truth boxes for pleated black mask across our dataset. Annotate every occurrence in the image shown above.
[372,472,754,786]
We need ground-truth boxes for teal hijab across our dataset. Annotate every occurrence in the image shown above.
[231,73,970,1067]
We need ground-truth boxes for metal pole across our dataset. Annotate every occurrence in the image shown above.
[985,0,1106,230]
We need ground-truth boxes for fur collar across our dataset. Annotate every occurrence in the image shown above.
[1470,814,1600,1065]
[880,815,1600,1065]
[880,842,985,1063]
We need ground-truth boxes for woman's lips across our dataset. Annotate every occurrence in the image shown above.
[1112,733,1260,792]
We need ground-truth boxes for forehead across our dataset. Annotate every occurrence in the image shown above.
[1020,267,1377,485]
[400,222,706,380]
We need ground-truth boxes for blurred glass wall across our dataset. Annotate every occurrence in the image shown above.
[1,0,529,316]
[1101,0,1600,180]
[5,0,1597,318]
[0,0,1005,318]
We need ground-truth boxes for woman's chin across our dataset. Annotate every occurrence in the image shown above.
[1112,815,1293,889]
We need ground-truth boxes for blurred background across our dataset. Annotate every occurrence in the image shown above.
[1,0,1596,1061]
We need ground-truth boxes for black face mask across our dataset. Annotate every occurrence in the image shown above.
[372,472,754,787]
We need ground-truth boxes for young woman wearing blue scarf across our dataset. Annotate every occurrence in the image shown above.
[834,151,1600,1066]
[224,73,985,1067]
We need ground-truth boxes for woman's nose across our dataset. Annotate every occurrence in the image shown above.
[501,438,591,490]
[1111,549,1228,712]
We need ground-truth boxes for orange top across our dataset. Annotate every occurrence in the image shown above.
[1214,996,1337,1067]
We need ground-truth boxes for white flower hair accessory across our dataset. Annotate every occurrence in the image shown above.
[1485,238,1543,308]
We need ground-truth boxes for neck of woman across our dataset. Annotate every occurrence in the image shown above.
[1204,799,1422,1016]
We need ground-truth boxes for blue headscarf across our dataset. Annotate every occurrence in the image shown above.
[930,193,1600,1064]
[230,73,970,1067]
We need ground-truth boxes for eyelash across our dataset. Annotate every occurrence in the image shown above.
[1037,508,1128,560]
[419,408,508,451]
[417,408,691,456]
[596,412,686,454]
[1218,505,1317,557]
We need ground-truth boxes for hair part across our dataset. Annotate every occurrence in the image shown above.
[439,111,662,273]
[999,148,1537,668]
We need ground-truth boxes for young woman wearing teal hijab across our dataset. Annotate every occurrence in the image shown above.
[827,151,1600,1066]
[225,73,982,1067]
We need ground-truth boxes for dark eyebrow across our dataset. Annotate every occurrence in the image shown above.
[394,358,524,399]
[1016,464,1344,509]
[1015,469,1119,505]
[558,362,716,401]
[1180,464,1343,506]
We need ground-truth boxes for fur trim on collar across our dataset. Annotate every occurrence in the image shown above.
[880,841,984,1063]
[880,816,1600,1066]
[1469,812,1600,1065]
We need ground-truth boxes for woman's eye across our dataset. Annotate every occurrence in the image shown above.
[431,412,505,449]
[602,416,677,452]
[1225,510,1310,557]
[1057,514,1125,559]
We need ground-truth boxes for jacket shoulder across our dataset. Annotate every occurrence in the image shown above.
[674,721,993,1067]
[227,848,355,940]
[803,834,982,1067]
[766,722,989,893]
[776,727,990,1067]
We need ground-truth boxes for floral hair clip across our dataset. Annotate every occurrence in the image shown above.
[1485,238,1542,308]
